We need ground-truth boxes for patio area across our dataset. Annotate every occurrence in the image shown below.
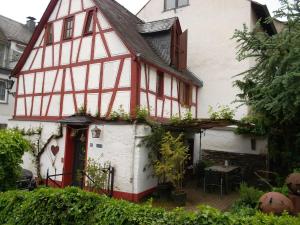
[150,180,240,212]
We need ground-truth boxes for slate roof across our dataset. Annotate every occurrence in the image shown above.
[94,0,202,86]
[0,15,33,44]
[137,17,177,34]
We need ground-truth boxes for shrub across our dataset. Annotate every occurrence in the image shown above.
[234,183,264,208]
[208,105,235,120]
[0,129,31,191]
[0,188,300,225]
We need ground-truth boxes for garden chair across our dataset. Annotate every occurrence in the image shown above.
[229,167,245,191]
[203,170,224,198]
[254,170,279,191]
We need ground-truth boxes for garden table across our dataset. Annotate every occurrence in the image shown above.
[205,165,240,194]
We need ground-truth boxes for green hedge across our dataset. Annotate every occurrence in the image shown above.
[0,188,299,225]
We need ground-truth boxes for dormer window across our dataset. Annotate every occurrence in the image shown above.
[45,23,53,45]
[63,16,74,40]
[165,0,189,11]
[84,10,94,35]
[157,71,164,98]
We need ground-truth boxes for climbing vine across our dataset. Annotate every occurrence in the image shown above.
[13,125,63,182]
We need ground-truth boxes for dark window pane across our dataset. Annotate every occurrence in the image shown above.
[64,17,74,39]
[0,80,6,102]
[46,23,53,44]
[165,0,176,10]
[178,0,188,7]
[84,11,94,34]
[157,72,164,97]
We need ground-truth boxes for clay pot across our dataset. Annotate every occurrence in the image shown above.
[259,192,294,215]
[286,173,300,195]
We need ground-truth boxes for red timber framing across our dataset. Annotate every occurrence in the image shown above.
[12,0,199,122]
[139,60,199,120]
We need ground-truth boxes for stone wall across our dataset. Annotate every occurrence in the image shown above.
[203,149,268,183]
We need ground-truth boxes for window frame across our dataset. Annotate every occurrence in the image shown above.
[164,0,189,11]
[156,71,164,98]
[83,10,95,36]
[45,23,54,45]
[63,16,74,40]
[0,79,8,104]
[179,81,191,107]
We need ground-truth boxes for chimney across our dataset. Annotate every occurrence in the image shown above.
[26,17,36,32]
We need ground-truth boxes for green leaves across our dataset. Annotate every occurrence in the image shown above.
[0,188,300,225]
[0,129,31,191]
[233,0,300,173]
[154,132,189,190]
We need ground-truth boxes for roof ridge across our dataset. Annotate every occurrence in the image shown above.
[0,14,26,27]
[141,17,178,24]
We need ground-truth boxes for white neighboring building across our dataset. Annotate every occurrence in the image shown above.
[138,0,279,157]
[0,15,34,128]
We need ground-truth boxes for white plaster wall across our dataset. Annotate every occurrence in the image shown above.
[138,0,253,119]
[86,123,156,194]
[7,121,66,180]
[202,128,268,155]
[138,0,268,155]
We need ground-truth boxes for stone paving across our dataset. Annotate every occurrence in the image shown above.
[151,180,240,212]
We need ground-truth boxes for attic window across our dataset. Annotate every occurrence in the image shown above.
[63,16,74,40]
[157,71,164,98]
[45,23,53,45]
[165,0,189,10]
[179,81,191,106]
[84,10,94,35]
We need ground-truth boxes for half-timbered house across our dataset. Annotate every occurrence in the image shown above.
[9,0,202,201]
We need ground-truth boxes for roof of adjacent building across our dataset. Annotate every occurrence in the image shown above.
[0,15,33,44]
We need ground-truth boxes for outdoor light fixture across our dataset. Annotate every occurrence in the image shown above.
[5,79,14,90]
[91,126,101,138]
[5,79,15,96]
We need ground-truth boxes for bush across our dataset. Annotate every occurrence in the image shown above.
[0,129,31,191]
[233,183,264,209]
[0,188,300,225]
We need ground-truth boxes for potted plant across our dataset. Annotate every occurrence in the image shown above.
[160,132,189,206]
[141,126,173,199]
[153,135,173,199]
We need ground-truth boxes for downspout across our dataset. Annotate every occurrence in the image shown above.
[131,120,137,201]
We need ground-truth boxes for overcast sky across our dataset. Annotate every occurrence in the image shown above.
[0,0,282,24]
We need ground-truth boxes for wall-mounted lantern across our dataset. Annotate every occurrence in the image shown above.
[5,79,15,96]
[91,126,101,138]
[5,79,14,90]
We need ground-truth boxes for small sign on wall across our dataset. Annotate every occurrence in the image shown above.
[96,144,103,149]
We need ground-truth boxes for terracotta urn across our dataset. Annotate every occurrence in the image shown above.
[286,173,300,195]
[259,192,294,215]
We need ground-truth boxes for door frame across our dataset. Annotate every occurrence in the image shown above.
[62,125,89,187]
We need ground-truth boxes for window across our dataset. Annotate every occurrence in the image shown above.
[179,81,191,106]
[63,17,74,40]
[157,71,164,98]
[0,80,7,103]
[84,10,94,35]
[45,23,53,45]
[165,0,189,10]
[0,44,5,67]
